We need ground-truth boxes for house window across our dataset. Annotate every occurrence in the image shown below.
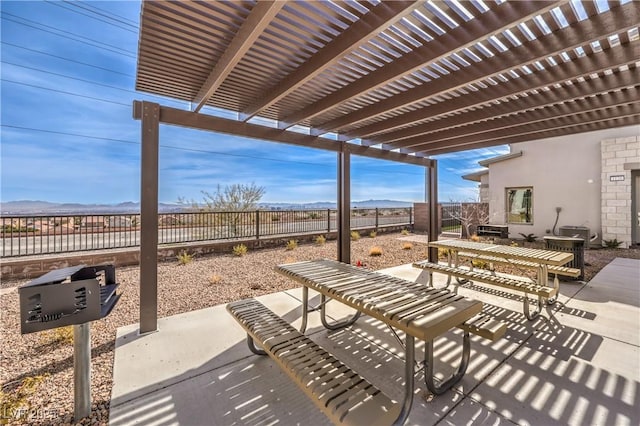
[506,187,533,224]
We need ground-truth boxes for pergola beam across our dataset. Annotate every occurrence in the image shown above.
[422,112,640,156]
[191,1,283,112]
[355,41,640,143]
[240,1,420,122]
[132,101,433,168]
[412,102,640,152]
[371,68,638,144]
[388,86,640,150]
[319,1,638,133]
[279,0,558,129]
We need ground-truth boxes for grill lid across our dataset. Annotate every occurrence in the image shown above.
[20,264,88,288]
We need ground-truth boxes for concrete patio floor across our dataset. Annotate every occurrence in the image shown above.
[109,258,639,426]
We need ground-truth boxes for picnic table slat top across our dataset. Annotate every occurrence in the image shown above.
[428,239,573,265]
[277,259,482,341]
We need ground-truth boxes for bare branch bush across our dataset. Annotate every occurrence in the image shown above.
[179,183,266,236]
[448,199,489,238]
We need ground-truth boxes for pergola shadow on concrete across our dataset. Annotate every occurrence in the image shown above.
[132,0,639,333]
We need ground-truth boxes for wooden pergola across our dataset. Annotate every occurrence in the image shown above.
[133,0,640,333]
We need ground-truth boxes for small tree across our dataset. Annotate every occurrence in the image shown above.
[179,183,266,236]
[200,183,265,212]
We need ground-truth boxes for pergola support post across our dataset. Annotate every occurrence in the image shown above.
[427,160,438,263]
[139,101,159,334]
[337,150,351,264]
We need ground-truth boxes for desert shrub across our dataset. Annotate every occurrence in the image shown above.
[402,242,413,250]
[285,240,298,251]
[177,250,193,265]
[519,233,537,243]
[472,260,490,270]
[369,246,383,256]
[470,234,480,242]
[40,326,73,345]
[0,375,48,420]
[350,231,360,241]
[369,231,377,238]
[438,248,450,259]
[208,274,223,285]
[315,235,326,245]
[307,212,321,219]
[401,229,410,236]
[233,244,248,256]
[603,238,622,248]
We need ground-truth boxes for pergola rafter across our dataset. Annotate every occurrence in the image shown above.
[384,85,640,150]
[423,114,640,156]
[367,68,639,145]
[419,105,640,155]
[277,0,559,129]
[317,1,638,134]
[239,0,421,122]
[135,0,640,149]
[354,40,640,145]
[191,1,284,112]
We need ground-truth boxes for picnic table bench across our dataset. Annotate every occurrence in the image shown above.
[455,251,581,286]
[414,239,575,320]
[227,259,507,426]
[227,298,402,426]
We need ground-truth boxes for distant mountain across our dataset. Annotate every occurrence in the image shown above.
[260,199,413,210]
[0,200,183,215]
[1,199,414,215]
[354,199,413,208]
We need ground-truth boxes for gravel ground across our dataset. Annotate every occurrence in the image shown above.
[1,232,638,425]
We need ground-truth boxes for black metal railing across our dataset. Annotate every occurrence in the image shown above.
[440,203,462,234]
[1,207,413,257]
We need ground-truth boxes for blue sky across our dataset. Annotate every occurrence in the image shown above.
[1,1,509,205]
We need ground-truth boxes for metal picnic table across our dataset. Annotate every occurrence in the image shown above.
[414,239,575,319]
[277,259,486,424]
[426,239,574,287]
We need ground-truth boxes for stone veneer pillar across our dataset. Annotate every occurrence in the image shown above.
[600,136,640,248]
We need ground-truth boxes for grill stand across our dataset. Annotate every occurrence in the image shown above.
[73,323,91,420]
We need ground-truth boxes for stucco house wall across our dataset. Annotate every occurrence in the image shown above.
[479,173,490,203]
[483,126,639,244]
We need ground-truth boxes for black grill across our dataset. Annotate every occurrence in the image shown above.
[19,264,120,334]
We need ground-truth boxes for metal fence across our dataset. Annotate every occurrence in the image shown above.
[440,203,462,234]
[1,207,412,257]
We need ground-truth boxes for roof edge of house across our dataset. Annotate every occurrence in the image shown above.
[478,150,523,167]
[461,169,489,182]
